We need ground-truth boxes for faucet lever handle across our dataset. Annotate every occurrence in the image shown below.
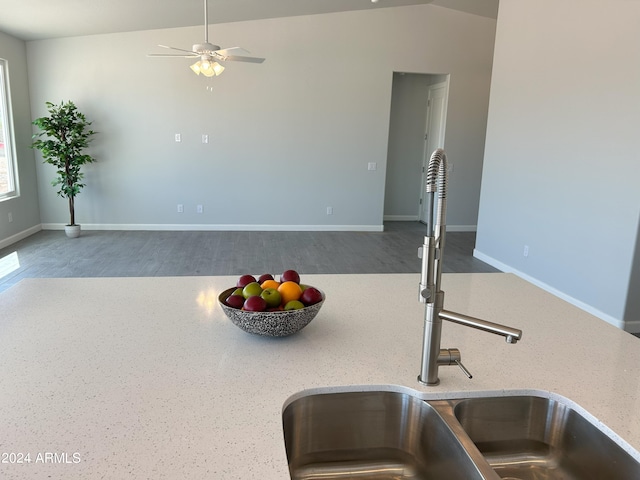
[455,359,473,379]
[439,348,473,380]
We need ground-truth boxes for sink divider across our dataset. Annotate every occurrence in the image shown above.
[425,399,503,480]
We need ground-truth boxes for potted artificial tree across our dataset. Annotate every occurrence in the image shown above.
[32,101,97,238]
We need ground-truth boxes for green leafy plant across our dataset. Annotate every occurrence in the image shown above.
[32,101,97,226]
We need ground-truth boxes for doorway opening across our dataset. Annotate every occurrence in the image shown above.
[383,72,450,224]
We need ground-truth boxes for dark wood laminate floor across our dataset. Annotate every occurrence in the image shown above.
[0,222,499,293]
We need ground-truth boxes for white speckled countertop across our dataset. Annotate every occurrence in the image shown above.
[1,273,639,478]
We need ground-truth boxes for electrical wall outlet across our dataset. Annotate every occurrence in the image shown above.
[326,206,333,215]
[8,212,13,222]
[368,162,377,171]
[175,133,182,143]
[202,134,209,144]
[523,245,529,257]
[177,204,184,213]
[197,205,203,214]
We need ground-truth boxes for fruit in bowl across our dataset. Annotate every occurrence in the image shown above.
[218,270,325,336]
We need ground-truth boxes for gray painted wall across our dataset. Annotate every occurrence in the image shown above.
[476,0,640,331]
[0,31,40,248]
[21,5,495,233]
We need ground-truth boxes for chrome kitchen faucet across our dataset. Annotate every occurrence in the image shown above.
[417,149,523,386]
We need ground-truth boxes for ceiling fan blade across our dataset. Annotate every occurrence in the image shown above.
[220,55,266,64]
[157,44,198,55]
[147,53,198,58]
[214,47,265,63]
[215,47,250,57]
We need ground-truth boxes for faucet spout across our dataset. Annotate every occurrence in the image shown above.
[439,309,523,343]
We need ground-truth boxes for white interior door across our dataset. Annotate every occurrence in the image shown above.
[420,81,449,224]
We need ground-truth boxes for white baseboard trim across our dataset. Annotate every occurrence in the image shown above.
[0,224,42,250]
[473,249,635,332]
[384,215,419,221]
[383,216,477,232]
[41,223,385,233]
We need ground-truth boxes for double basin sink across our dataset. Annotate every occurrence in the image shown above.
[283,391,640,480]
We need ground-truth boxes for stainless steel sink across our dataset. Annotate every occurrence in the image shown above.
[282,391,494,479]
[283,392,640,480]
[449,395,640,480]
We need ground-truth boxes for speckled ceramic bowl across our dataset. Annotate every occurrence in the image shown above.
[218,287,325,337]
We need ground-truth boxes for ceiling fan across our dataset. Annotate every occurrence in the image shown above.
[147,0,265,77]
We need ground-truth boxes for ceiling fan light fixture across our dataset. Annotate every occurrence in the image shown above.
[190,61,202,75]
[212,62,225,76]
[199,60,215,77]
[190,59,223,77]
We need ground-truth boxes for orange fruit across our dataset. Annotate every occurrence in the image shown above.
[261,279,281,290]
[277,281,302,305]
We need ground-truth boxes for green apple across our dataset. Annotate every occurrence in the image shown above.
[232,287,244,297]
[242,282,263,299]
[284,300,305,310]
[260,288,282,308]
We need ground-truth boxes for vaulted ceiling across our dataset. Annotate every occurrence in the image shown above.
[0,0,498,41]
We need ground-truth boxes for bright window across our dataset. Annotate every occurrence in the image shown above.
[0,58,17,199]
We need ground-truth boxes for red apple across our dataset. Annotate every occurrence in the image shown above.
[280,269,300,284]
[300,287,323,306]
[225,294,245,309]
[237,274,257,288]
[243,296,267,312]
[258,273,274,284]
